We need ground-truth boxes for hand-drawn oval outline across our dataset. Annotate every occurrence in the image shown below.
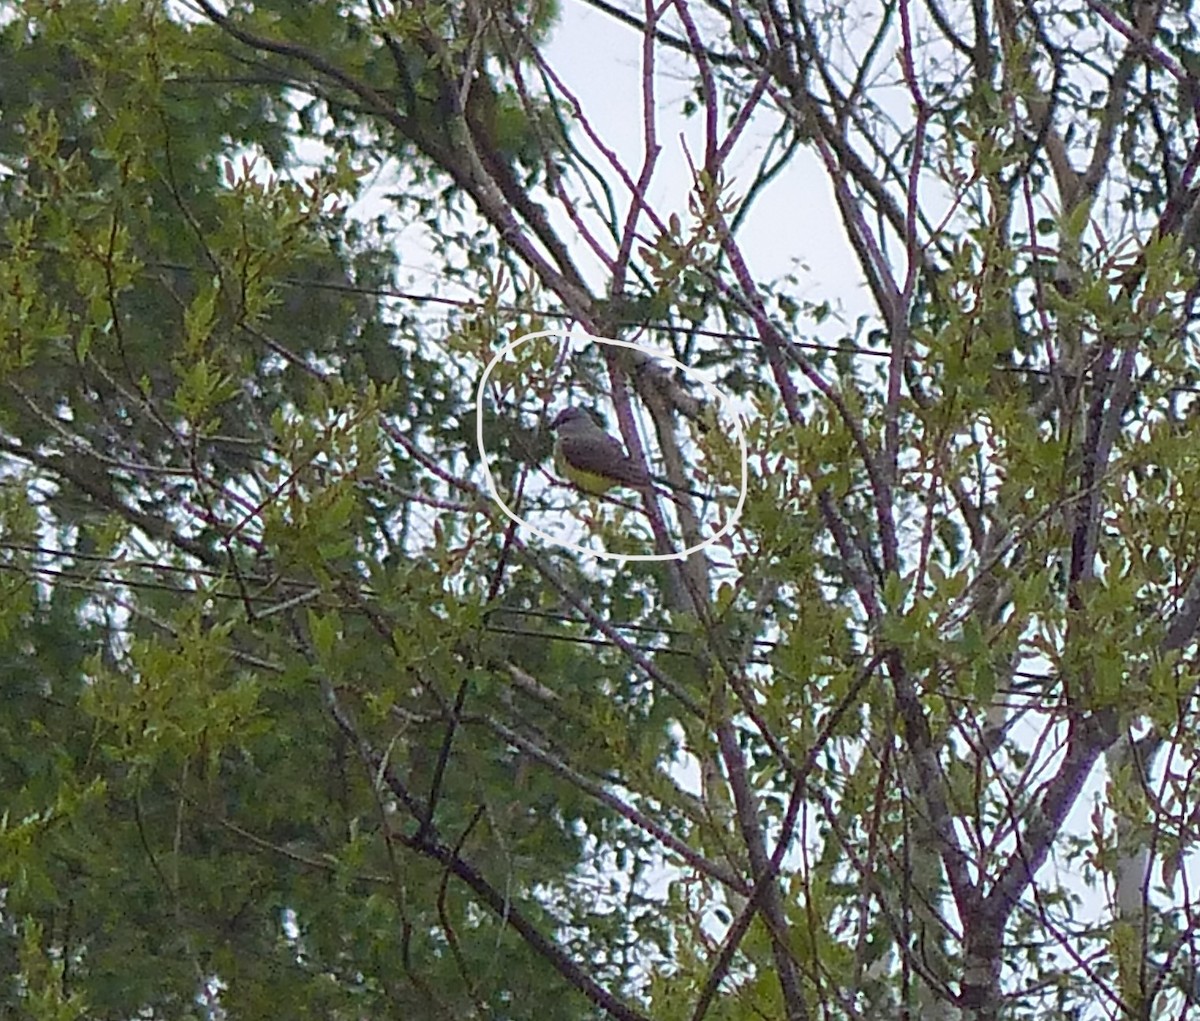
[475,329,748,561]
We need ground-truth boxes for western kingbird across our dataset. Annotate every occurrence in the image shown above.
[549,407,704,499]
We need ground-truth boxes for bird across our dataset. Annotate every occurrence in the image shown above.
[549,406,705,499]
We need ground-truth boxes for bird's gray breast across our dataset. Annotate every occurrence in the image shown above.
[561,433,650,485]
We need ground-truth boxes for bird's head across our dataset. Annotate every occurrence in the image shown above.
[550,407,593,433]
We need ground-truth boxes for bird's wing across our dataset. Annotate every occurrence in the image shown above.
[559,432,651,487]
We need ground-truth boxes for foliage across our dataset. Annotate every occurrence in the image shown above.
[5,0,1200,1019]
